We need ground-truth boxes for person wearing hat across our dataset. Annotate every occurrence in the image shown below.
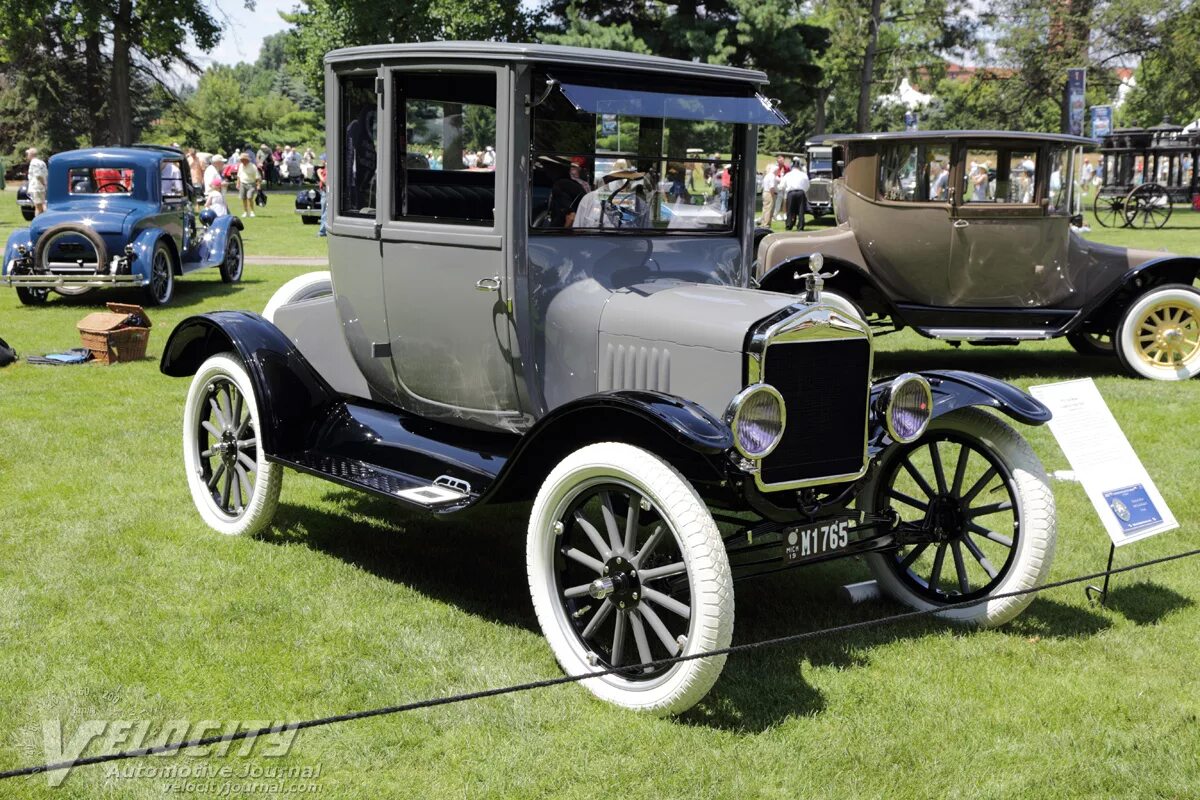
[204,154,225,195]
[573,165,649,229]
[236,151,261,218]
[546,156,590,227]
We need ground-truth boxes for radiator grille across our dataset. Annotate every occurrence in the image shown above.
[759,338,870,486]
[807,180,832,204]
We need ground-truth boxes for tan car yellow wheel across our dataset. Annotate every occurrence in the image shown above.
[1116,284,1200,380]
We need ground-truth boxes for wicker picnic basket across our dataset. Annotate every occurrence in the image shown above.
[76,302,152,365]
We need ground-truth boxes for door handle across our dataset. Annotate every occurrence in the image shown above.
[953,219,969,228]
[475,276,502,292]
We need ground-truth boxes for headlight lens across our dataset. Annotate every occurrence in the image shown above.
[726,384,787,459]
[308,189,318,200]
[883,373,932,443]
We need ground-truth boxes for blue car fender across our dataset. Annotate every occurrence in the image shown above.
[2,229,31,275]
[129,228,172,279]
[196,215,244,268]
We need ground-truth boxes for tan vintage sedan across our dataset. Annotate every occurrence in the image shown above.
[757,130,1200,380]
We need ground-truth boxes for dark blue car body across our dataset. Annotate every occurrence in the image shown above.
[2,146,244,305]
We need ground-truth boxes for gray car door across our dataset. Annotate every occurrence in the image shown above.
[378,65,523,430]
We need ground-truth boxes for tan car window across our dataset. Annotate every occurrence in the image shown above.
[926,145,951,201]
[963,149,997,202]
[879,144,918,201]
[1046,146,1074,215]
[1005,151,1037,203]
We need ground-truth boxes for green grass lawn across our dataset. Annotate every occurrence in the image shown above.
[2,195,1200,798]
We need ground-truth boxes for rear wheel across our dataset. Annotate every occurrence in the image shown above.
[863,408,1056,627]
[1115,284,1200,380]
[1124,184,1172,229]
[219,231,244,283]
[182,353,282,536]
[143,241,175,306]
[1066,330,1113,356]
[16,287,49,305]
[527,442,733,715]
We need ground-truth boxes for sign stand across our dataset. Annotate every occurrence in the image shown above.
[1084,543,1116,605]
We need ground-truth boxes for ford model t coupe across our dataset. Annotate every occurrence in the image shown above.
[758,131,1200,381]
[2,146,245,306]
[161,45,1057,714]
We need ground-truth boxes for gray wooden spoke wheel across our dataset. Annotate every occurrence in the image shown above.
[527,442,733,715]
[183,353,281,535]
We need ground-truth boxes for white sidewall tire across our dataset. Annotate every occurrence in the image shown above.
[262,271,333,323]
[526,442,733,715]
[1115,284,1200,380]
[183,353,282,536]
[864,408,1056,627]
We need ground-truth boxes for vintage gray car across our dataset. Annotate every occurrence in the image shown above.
[161,45,1058,714]
[758,131,1200,380]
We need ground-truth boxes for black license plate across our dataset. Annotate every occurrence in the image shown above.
[783,517,854,564]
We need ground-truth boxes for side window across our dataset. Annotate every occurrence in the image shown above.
[393,72,496,225]
[963,149,997,202]
[879,144,918,201]
[1046,146,1074,215]
[1005,151,1037,203]
[925,145,950,201]
[161,160,186,199]
[340,75,378,218]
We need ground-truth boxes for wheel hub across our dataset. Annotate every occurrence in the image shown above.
[926,495,966,542]
[591,557,642,609]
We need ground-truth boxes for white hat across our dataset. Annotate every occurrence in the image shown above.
[211,153,226,163]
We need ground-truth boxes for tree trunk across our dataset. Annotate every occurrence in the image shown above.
[85,31,106,145]
[108,0,133,146]
[813,87,829,136]
[857,0,884,132]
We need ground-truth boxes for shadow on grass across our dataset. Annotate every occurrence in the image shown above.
[874,346,1124,381]
[260,489,1120,733]
[1105,581,1192,625]
[265,490,539,632]
[30,274,265,313]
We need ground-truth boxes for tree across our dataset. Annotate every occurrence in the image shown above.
[284,0,536,96]
[1119,1,1200,126]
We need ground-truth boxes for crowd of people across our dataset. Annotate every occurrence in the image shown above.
[180,143,326,221]
[760,154,812,231]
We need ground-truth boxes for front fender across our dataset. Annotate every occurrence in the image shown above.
[1080,255,1200,330]
[2,229,32,275]
[196,215,244,268]
[484,391,734,504]
[160,311,341,456]
[870,370,1051,443]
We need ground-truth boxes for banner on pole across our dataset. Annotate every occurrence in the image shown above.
[1067,68,1087,136]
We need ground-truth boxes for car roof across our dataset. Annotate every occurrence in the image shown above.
[816,130,1096,147]
[325,41,768,86]
[49,147,182,169]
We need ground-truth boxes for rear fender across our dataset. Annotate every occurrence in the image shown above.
[130,228,176,279]
[160,311,342,456]
[2,229,32,275]
[484,391,734,504]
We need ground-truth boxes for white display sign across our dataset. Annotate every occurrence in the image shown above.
[1030,378,1177,546]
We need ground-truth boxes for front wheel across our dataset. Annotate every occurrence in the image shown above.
[182,353,282,535]
[1115,284,1200,380]
[527,442,733,715]
[262,271,332,323]
[863,408,1056,627]
[219,231,244,283]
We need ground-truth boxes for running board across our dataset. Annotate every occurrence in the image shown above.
[281,452,474,510]
[925,328,1055,341]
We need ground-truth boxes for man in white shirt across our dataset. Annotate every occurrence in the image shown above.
[780,160,810,230]
[160,159,184,199]
[760,165,779,227]
[26,148,48,216]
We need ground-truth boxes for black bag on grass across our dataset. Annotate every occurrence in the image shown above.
[0,336,17,367]
[254,188,268,207]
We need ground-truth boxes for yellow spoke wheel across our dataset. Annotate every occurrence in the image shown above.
[1117,285,1200,380]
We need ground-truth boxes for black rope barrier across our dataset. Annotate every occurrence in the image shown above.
[3,545,1198,781]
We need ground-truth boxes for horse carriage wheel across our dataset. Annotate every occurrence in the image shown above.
[1093,190,1127,228]
[1124,183,1173,230]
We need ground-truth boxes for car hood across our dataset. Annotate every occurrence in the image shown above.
[599,281,801,353]
[1068,229,1176,271]
[30,203,136,237]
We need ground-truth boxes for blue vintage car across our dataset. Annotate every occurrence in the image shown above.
[1,146,245,306]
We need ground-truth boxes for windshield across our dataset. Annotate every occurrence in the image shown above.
[530,81,744,233]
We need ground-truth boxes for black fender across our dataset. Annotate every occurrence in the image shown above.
[160,311,342,456]
[869,369,1050,446]
[758,253,896,317]
[1074,255,1200,333]
[484,391,734,504]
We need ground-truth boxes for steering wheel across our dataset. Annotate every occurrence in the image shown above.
[95,182,128,194]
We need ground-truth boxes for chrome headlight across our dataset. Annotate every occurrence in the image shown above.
[726,383,786,459]
[879,373,932,443]
[307,189,318,201]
